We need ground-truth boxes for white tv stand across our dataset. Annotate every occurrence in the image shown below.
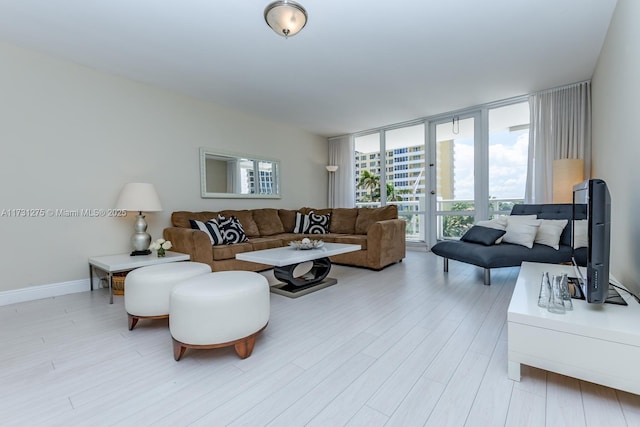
[508,262,640,395]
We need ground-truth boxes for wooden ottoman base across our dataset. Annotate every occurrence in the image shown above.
[172,324,267,361]
[128,313,169,331]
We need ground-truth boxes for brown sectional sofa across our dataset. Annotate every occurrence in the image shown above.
[163,205,406,272]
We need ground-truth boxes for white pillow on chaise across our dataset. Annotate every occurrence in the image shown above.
[502,216,542,248]
[534,219,568,250]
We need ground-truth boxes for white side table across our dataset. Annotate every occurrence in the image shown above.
[508,262,640,395]
[88,251,190,304]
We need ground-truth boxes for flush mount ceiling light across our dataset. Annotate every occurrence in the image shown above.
[264,0,308,38]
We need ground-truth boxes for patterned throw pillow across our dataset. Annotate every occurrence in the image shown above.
[293,212,310,233]
[217,215,249,244]
[189,219,225,245]
[293,211,331,234]
[307,211,330,234]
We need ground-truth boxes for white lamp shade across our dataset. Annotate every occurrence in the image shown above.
[264,1,307,37]
[553,159,584,203]
[116,183,163,212]
[326,165,339,172]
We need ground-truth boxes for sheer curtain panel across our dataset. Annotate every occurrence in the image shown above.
[525,81,591,203]
[328,135,355,208]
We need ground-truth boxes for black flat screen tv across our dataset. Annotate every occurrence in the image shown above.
[572,179,611,304]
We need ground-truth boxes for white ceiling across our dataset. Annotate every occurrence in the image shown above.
[0,0,617,137]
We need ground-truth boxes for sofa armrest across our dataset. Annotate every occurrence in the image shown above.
[163,227,213,265]
[366,219,406,268]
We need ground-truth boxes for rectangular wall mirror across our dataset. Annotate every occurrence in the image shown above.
[200,147,281,198]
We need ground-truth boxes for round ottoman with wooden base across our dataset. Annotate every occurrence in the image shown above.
[169,271,270,361]
[124,262,211,330]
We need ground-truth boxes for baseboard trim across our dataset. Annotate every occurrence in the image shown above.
[0,279,91,306]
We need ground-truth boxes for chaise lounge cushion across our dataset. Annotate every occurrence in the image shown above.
[432,240,574,269]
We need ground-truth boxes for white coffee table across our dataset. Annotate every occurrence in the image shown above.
[236,243,361,298]
[508,262,640,394]
[89,251,190,304]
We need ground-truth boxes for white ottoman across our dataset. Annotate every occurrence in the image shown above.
[124,262,211,330]
[169,271,270,361]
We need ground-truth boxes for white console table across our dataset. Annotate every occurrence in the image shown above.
[89,251,190,304]
[508,262,640,395]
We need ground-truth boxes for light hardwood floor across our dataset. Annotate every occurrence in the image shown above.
[2,250,640,426]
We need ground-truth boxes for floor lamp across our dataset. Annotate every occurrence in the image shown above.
[552,159,584,203]
[326,165,338,208]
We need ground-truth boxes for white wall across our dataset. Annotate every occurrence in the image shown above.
[0,41,327,293]
[591,0,640,295]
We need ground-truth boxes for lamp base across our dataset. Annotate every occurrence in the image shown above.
[130,249,152,256]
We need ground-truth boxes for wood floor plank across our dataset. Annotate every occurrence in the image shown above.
[305,325,432,426]
[344,405,388,427]
[424,350,491,426]
[228,332,379,426]
[580,381,628,426]
[545,372,586,427]
[464,332,513,427]
[265,352,377,426]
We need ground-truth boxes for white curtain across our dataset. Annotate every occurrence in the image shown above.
[327,135,355,208]
[525,81,591,203]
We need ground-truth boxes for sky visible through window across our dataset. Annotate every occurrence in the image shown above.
[452,129,528,200]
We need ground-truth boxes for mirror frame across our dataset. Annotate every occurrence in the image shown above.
[199,147,281,199]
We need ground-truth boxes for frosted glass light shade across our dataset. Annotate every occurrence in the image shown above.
[553,159,584,203]
[326,165,338,172]
[116,183,163,212]
[264,1,307,38]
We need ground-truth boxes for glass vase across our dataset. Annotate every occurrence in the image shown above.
[157,248,166,257]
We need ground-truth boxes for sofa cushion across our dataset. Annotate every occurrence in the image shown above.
[273,233,305,244]
[212,242,254,261]
[253,208,285,236]
[299,207,332,216]
[460,226,506,246]
[355,205,398,235]
[331,234,367,250]
[172,211,219,228]
[330,208,358,234]
[219,210,260,237]
[249,237,284,251]
[278,209,298,232]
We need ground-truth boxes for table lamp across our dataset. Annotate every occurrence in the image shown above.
[115,183,163,256]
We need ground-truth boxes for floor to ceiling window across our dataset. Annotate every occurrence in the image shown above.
[352,98,529,246]
[431,113,479,242]
[488,102,530,216]
[428,101,529,245]
[354,123,427,241]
